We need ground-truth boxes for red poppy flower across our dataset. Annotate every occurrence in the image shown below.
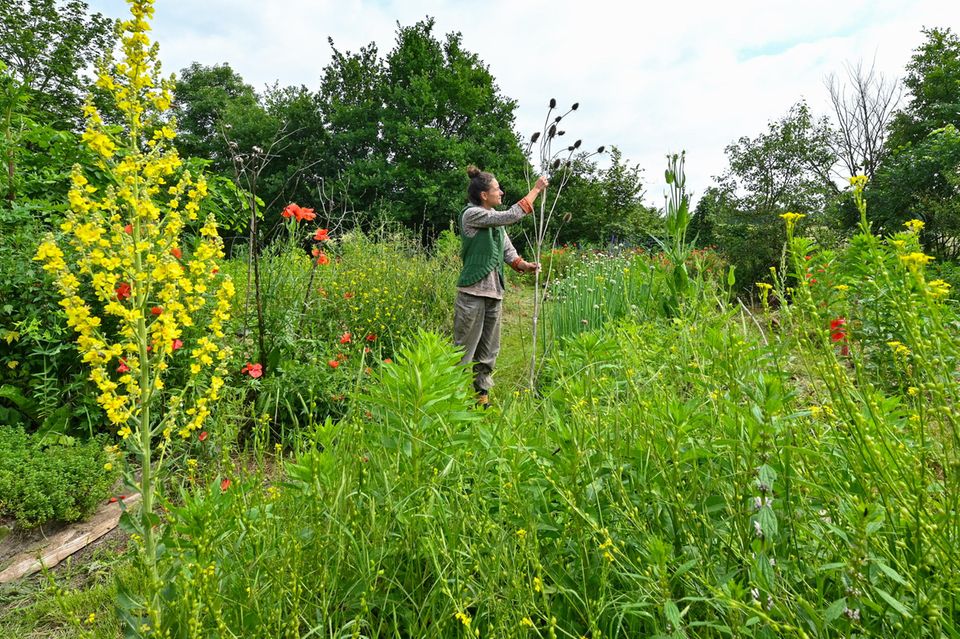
[170,247,182,259]
[316,252,329,266]
[172,339,183,351]
[282,203,316,222]
[311,247,321,257]
[123,224,133,234]
[340,332,352,344]
[383,358,392,364]
[151,306,163,315]
[241,362,263,378]
[117,358,130,373]
[198,431,208,441]
[313,228,330,242]
[830,317,847,345]
[220,478,231,491]
[365,333,377,342]
[328,359,340,369]
[212,268,219,274]
[344,292,354,299]
[115,282,131,301]
[109,497,118,503]
[364,346,371,354]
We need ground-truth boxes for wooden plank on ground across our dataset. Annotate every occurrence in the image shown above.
[0,493,140,583]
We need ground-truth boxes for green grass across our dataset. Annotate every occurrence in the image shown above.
[0,536,131,639]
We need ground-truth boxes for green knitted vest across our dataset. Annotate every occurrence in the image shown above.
[457,207,504,288]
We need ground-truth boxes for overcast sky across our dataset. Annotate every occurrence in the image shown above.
[88,0,960,206]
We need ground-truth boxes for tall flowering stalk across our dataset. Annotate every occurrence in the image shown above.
[33,0,232,629]
[523,99,604,387]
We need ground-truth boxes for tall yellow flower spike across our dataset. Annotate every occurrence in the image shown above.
[33,0,234,624]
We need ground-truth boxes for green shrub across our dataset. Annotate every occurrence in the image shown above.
[0,427,118,527]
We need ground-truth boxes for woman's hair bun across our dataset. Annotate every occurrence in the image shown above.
[466,165,481,179]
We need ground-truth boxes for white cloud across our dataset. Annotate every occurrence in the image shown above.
[89,0,960,205]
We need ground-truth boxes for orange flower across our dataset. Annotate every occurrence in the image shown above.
[344,292,354,299]
[328,359,340,369]
[123,224,133,234]
[150,306,163,315]
[282,203,316,222]
[316,252,329,266]
[340,332,352,344]
[220,478,231,491]
[170,246,182,259]
[365,333,377,342]
[313,228,330,242]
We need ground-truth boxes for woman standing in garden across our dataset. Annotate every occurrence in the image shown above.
[455,166,548,406]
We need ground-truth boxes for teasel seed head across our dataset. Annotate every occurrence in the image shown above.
[563,212,573,223]
[571,102,579,111]
[554,115,562,123]
[549,98,557,108]
[567,145,575,151]
[573,139,582,149]
[558,130,565,136]
[548,124,556,138]
[552,159,561,170]
[597,146,606,154]
[530,131,540,143]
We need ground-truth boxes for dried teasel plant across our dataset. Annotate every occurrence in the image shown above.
[521,98,606,387]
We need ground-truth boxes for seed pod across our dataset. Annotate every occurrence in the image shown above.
[554,115,562,123]
[549,98,557,108]
[571,102,579,111]
[567,145,575,152]
[530,131,541,143]
[573,139,582,149]
[552,159,561,170]
[548,124,556,138]
[558,130,565,136]
[563,212,573,223]
[597,146,606,153]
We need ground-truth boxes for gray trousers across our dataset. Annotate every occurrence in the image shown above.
[453,291,502,393]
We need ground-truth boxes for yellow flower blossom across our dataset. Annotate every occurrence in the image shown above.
[928,279,951,298]
[899,252,933,270]
[904,219,925,233]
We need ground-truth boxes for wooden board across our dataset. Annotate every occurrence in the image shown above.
[0,493,140,583]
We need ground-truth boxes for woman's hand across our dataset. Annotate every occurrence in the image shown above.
[535,176,549,192]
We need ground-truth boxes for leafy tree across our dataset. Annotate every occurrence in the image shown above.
[887,27,960,150]
[0,0,113,128]
[702,102,840,285]
[318,18,528,236]
[869,28,960,256]
[172,62,262,168]
[551,147,659,247]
